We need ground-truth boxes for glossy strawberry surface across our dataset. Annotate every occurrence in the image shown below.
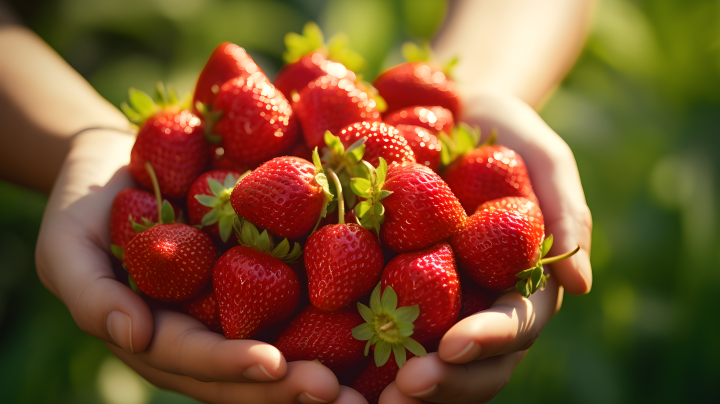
[337,121,416,167]
[458,278,499,320]
[373,62,462,118]
[125,223,217,302]
[274,52,357,99]
[231,157,325,239]
[451,209,544,290]
[182,291,222,333]
[293,75,381,150]
[213,73,299,168]
[442,145,536,214]
[214,246,300,339]
[304,223,384,311]
[129,110,209,198]
[274,305,365,371]
[352,353,410,404]
[187,169,242,239]
[110,188,158,248]
[381,243,461,342]
[476,196,544,231]
[194,42,264,108]
[394,124,441,171]
[383,105,454,134]
[381,162,467,252]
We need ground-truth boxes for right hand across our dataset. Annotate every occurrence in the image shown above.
[35,129,363,404]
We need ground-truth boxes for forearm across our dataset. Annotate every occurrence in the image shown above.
[434,0,595,110]
[0,23,130,193]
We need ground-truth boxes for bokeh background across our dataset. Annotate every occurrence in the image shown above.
[2,0,719,402]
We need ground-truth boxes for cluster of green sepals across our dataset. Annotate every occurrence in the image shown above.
[321,131,367,209]
[232,218,302,263]
[194,172,249,242]
[515,235,581,298]
[352,283,427,368]
[350,158,394,237]
[283,21,366,73]
[311,147,337,233]
[401,41,458,80]
[121,82,192,128]
[439,122,490,166]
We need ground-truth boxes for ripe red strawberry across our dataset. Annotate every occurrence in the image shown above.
[188,169,245,243]
[209,146,250,173]
[476,196,544,231]
[110,188,166,249]
[443,144,536,214]
[213,222,302,338]
[394,124,441,171]
[458,278,499,320]
[293,75,381,150]
[193,42,264,109]
[337,121,416,167]
[231,153,333,239]
[211,72,299,169]
[304,170,384,311]
[352,160,466,253]
[373,62,462,118]
[124,222,217,302]
[352,353,412,404]
[451,209,577,297]
[381,242,461,342]
[274,22,363,99]
[274,305,365,371]
[182,291,222,333]
[123,85,210,198]
[383,106,454,134]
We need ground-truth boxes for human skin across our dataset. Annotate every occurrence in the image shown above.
[0,0,593,402]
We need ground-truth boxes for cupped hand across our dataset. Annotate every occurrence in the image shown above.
[35,129,351,404]
[378,92,592,403]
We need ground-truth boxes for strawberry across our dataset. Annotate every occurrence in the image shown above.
[351,159,466,253]
[304,170,384,311]
[476,196,544,231]
[337,121,416,167]
[182,291,222,333]
[394,124,441,171]
[274,22,363,99]
[209,146,250,173]
[352,353,412,404]
[214,221,302,338]
[122,84,210,198]
[193,42,264,109]
[124,221,217,302]
[451,207,579,297]
[188,169,247,243]
[458,278,499,320]
[293,75,382,150]
[288,140,313,161]
[381,242,461,342]
[383,106,454,135]
[373,62,461,118]
[210,72,300,169]
[441,128,537,214]
[110,188,179,249]
[231,150,333,239]
[274,305,366,371]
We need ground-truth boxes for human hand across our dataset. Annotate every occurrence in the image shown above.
[378,92,592,403]
[35,130,356,404]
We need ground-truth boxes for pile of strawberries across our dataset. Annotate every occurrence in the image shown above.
[109,23,577,403]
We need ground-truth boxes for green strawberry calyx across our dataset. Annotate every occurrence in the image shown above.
[438,122,490,167]
[515,234,581,297]
[232,218,302,263]
[352,283,427,368]
[121,82,192,129]
[401,41,458,79]
[194,171,249,242]
[350,157,393,237]
[195,101,224,145]
[283,21,367,73]
[322,130,366,209]
[311,147,336,232]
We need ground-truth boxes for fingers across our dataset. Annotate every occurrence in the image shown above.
[330,386,369,404]
[110,344,341,404]
[133,309,286,383]
[462,92,593,294]
[437,276,560,364]
[392,351,527,404]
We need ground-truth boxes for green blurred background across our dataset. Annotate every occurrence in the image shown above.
[1,0,719,402]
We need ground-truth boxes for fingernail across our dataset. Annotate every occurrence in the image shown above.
[297,392,329,403]
[242,364,277,381]
[106,310,133,353]
[409,384,437,398]
[445,341,481,362]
